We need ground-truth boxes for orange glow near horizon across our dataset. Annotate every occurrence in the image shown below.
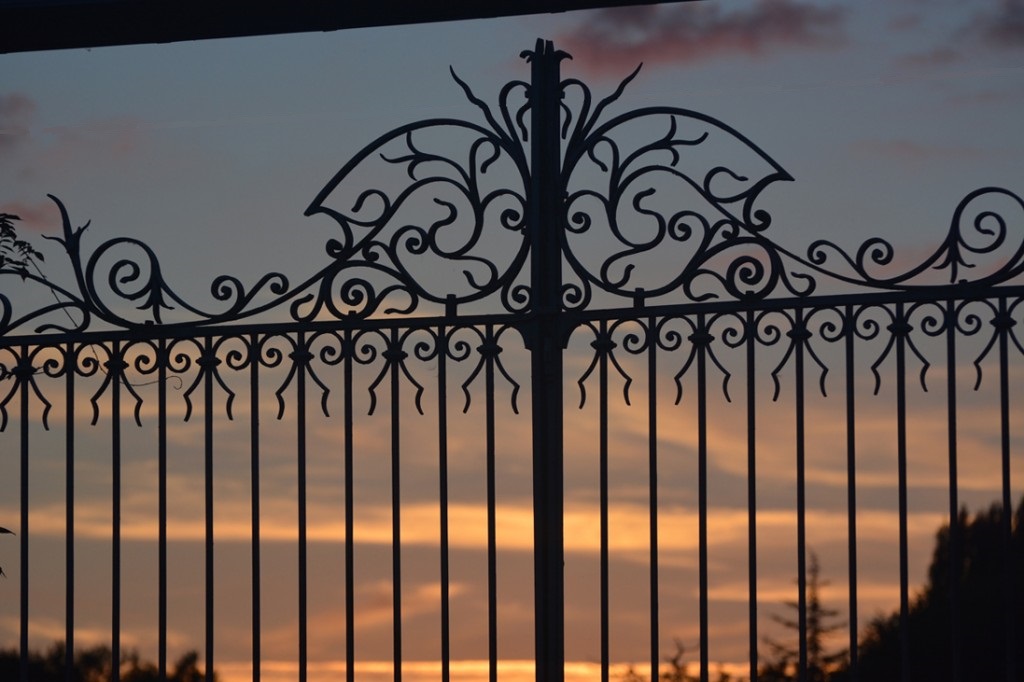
[212,659,756,682]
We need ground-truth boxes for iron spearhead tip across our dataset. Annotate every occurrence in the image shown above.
[521,39,570,64]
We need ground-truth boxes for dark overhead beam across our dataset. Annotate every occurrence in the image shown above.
[1,0,696,54]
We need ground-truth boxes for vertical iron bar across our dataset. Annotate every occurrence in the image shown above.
[297,334,309,682]
[112,341,122,682]
[696,314,709,682]
[204,337,215,681]
[844,306,859,682]
[486,326,499,682]
[997,297,1014,682]
[599,321,610,682]
[527,38,565,682]
[944,300,960,682]
[344,329,356,682]
[438,326,451,682]
[18,346,30,682]
[648,318,660,682]
[158,339,168,682]
[390,329,403,682]
[65,344,75,682]
[250,335,262,682]
[746,311,758,682]
[894,304,910,682]
[794,311,807,682]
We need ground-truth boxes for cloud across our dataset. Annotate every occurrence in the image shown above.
[899,0,1024,66]
[898,46,963,68]
[0,90,146,185]
[0,198,59,232]
[888,12,924,33]
[967,0,1024,48]
[31,117,144,177]
[0,92,36,153]
[557,0,846,76]
[216,658,585,682]
[850,138,986,165]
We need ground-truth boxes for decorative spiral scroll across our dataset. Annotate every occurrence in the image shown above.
[806,187,1024,291]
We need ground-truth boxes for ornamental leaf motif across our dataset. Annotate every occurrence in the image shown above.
[304,73,533,316]
[558,68,794,306]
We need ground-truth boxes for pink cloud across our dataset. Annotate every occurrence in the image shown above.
[42,117,143,159]
[1,91,146,183]
[0,92,36,152]
[0,199,59,233]
[557,0,846,76]
[850,138,986,165]
[897,46,963,68]
[3,114,147,183]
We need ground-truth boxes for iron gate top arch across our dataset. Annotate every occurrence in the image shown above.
[3,39,1021,341]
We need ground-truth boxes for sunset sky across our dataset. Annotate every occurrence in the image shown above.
[2,1,1023,680]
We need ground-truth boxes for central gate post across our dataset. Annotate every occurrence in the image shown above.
[526,39,566,682]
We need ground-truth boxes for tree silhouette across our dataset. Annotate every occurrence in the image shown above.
[0,211,43,277]
[1,211,39,579]
[660,640,700,682]
[848,497,1024,681]
[0,642,216,682]
[760,551,848,682]
[619,498,1022,682]
[618,639,742,682]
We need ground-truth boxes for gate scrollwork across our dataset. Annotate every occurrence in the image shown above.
[2,44,1023,339]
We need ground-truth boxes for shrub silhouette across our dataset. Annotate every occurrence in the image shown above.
[0,211,43,277]
[0,641,215,681]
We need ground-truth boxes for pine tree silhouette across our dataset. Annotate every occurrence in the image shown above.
[760,551,848,681]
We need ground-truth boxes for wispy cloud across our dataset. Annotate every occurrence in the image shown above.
[0,198,59,232]
[899,46,963,68]
[31,117,144,178]
[0,92,36,153]
[850,138,987,165]
[0,91,146,185]
[966,0,1024,48]
[898,0,1024,66]
[7,497,948,557]
[557,0,846,76]
[888,12,924,33]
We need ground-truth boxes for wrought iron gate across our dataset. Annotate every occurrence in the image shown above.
[2,40,1022,682]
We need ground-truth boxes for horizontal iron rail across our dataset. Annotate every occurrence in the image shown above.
[4,284,1023,349]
